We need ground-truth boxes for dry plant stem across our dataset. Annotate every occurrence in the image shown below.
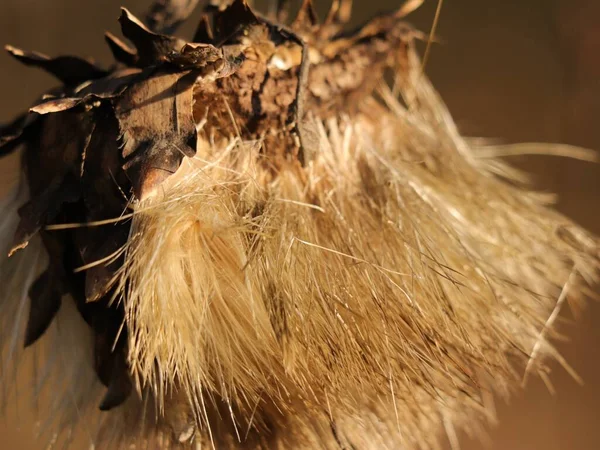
[0,0,598,449]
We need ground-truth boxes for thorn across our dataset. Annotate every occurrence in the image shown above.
[293,0,318,29]
[420,0,443,76]
[193,14,214,43]
[395,0,425,18]
[324,0,352,26]
[274,0,291,23]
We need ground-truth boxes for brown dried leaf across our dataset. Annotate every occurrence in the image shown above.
[5,45,108,86]
[81,226,129,303]
[115,71,197,200]
[0,112,32,156]
[145,0,202,35]
[29,97,92,115]
[104,32,138,67]
[79,107,129,213]
[29,69,143,115]
[211,0,258,42]
[24,270,62,347]
[10,174,80,256]
[98,352,133,411]
[192,14,214,43]
[91,309,132,410]
[9,107,97,255]
[119,8,186,66]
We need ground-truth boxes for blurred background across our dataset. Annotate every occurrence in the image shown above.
[1,0,598,448]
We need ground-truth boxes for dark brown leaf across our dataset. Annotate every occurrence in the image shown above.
[90,299,127,380]
[192,14,214,43]
[118,8,186,66]
[75,68,142,98]
[79,105,130,212]
[145,0,201,35]
[211,0,258,42]
[10,108,95,255]
[5,45,108,86]
[24,270,62,347]
[29,70,142,115]
[10,174,81,256]
[115,71,197,200]
[92,308,131,410]
[0,112,33,156]
[81,226,129,303]
[104,32,138,67]
[98,353,132,410]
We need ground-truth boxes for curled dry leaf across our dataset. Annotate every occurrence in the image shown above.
[145,0,202,34]
[116,71,198,200]
[4,44,108,85]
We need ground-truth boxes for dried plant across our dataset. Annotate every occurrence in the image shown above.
[0,0,598,449]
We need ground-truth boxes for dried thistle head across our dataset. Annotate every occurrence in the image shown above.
[0,0,598,449]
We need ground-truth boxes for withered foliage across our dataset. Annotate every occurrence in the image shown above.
[0,0,598,449]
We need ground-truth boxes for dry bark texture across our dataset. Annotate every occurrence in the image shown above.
[0,0,598,449]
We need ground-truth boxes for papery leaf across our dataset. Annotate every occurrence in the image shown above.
[114,71,197,200]
[5,45,108,85]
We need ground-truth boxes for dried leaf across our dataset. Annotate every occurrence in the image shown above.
[30,97,92,115]
[79,106,130,213]
[211,0,258,42]
[119,8,186,66]
[9,107,96,255]
[81,226,129,303]
[0,112,32,156]
[145,0,202,35]
[5,45,108,86]
[10,174,80,256]
[104,32,138,67]
[98,353,132,411]
[88,305,132,409]
[24,270,62,347]
[192,14,214,43]
[115,71,197,199]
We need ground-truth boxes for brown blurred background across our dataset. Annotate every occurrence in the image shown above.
[1,0,599,448]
